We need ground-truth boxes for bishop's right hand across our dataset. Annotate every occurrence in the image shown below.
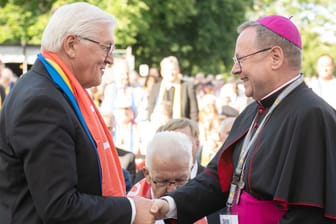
[150,199,170,220]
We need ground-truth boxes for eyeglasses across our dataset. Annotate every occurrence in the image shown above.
[77,35,114,58]
[151,177,189,188]
[232,47,272,73]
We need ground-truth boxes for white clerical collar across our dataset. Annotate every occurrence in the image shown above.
[260,74,301,101]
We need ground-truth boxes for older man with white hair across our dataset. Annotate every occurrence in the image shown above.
[129,131,207,224]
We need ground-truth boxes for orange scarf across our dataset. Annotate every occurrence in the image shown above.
[40,51,125,196]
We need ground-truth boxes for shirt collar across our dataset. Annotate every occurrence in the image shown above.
[258,74,301,108]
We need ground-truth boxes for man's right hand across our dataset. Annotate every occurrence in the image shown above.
[150,199,170,220]
[132,196,155,224]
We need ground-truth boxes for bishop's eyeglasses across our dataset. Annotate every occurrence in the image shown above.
[232,47,272,73]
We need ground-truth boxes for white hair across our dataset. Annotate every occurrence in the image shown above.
[41,2,117,52]
[146,131,193,171]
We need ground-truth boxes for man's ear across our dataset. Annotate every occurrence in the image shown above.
[270,46,284,70]
[63,35,78,58]
[143,167,151,184]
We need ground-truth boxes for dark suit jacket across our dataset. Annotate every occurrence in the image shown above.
[0,60,132,224]
[147,80,199,121]
[0,84,5,105]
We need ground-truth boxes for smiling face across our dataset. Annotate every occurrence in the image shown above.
[231,27,274,101]
[68,23,115,88]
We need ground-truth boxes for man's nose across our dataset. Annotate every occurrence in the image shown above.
[231,62,241,75]
[104,54,114,65]
[166,183,178,192]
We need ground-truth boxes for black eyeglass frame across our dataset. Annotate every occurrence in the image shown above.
[76,35,114,59]
[232,47,272,72]
[150,177,189,188]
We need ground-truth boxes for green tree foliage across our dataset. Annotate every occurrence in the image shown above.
[0,0,53,44]
[130,0,250,76]
[0,0,251,76]
[1,0,335,77]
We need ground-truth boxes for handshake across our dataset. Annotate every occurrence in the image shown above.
[133,196,171,224]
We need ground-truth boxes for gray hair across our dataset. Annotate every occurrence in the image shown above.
[237,21,302,70]
[146,131,193,171]
[156,118,199,139]
[41,2,117,52]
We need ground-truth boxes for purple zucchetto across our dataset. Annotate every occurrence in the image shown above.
[257,15,302,49]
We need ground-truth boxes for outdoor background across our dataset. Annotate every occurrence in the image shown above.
[0,0,335,78]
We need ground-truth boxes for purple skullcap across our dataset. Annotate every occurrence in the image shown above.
[257,15,302,49]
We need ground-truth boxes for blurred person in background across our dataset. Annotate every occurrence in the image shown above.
[113,96,142,155]
[0,67,17,95]
[309,54,336,109]
[136,67,162,122]
[147,56,199,122]
[100,108,137,185]
[157,118,204,178]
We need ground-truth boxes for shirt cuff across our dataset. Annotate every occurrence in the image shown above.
[127,197,136,224]
[161,196,177,219]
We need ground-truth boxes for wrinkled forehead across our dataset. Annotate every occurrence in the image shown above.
[151,155,190,174]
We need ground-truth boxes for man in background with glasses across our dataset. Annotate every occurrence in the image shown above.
[0,2,154,224]
[151,15,336,224]
[128,131,207,224]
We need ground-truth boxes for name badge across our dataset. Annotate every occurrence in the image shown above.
[219,214,239,224]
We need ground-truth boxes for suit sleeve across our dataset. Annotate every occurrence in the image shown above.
[0,85,5,105]
[9,93,132,223]
[168,154,227,224]
[186,82,199,121]
[147,83,160,120]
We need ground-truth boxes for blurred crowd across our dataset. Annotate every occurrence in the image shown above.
[86,56,249,172]
[1,53,335,179]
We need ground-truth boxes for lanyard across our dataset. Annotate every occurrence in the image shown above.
[226,74,304,210]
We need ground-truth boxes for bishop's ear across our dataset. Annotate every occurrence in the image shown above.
[270,46,284,69]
